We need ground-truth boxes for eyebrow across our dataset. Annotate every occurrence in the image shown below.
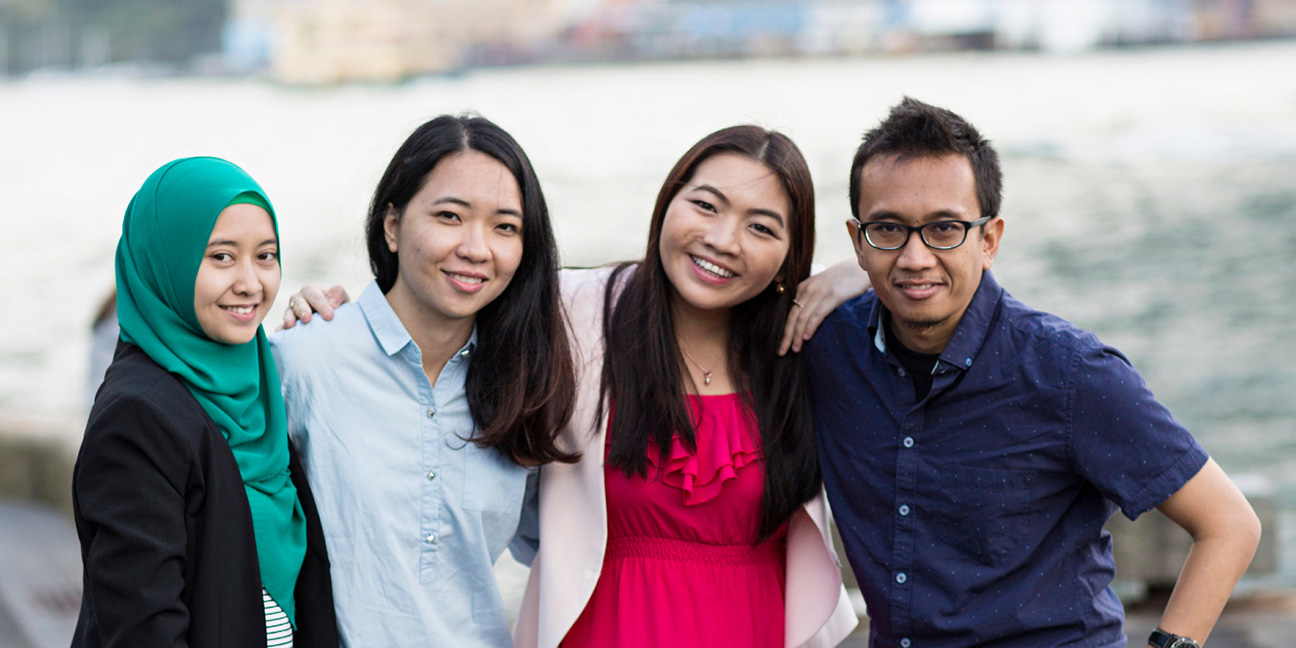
[431,196,522,218]
[864,209,965,222]
[207,238,278,248]
[691,184,786,227]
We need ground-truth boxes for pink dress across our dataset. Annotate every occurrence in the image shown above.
[562,393,788,648]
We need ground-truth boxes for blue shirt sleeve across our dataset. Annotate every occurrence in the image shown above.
[509,468,541,566]
[1068,344,1209,519]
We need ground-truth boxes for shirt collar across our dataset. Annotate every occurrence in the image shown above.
[358,280,479,360]
[358,281,413,357]
[866,270,1005,373]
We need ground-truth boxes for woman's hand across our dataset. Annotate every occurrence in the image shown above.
[281,284,351,329]
[778,260,871,355]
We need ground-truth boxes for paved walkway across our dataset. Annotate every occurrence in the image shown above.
[837,593,1296,647]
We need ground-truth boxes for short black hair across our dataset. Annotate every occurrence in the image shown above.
[849,97,1002,222]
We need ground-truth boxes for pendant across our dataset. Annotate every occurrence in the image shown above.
[703,371,712,385]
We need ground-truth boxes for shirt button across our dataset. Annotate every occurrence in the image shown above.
[459,348,470,357]
[424,533,436,544]
[902,436,915,448]
[897,367,907,377]
[964,357,973,367]
[426,471,436,480]
[426,408,436,418]
[899,504,910,516]
[895,572,907,584]
[900,639,912,648]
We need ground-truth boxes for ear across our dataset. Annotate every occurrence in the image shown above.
[383,205,400,254]
[980,216,1005,270]
[846,219,867,269]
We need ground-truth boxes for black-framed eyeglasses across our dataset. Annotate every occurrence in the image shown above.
[854,216,992,251]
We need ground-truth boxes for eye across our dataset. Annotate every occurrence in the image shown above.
[928,222,960,234]
[210,252,233,263]
[873,222,904,234]
[496,222,521,235]
[691,200,716,213]
[435,210,461,222]
[749,222,776,237]
[258,250,279,263]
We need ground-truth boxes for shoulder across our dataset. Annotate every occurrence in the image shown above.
[560,265,620,302]
[995,292,1108,358]
[82,346,209,463]
[270,300,367,367]
[806,291,879,359]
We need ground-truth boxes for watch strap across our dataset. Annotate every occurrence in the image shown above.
[1149,628,1199,648]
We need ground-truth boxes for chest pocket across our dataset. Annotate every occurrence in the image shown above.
[927,461,1035,567]
[461,442,527,514]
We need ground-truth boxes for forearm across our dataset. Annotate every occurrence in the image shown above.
[1152,530,1259,645]
[1150,457,1262,646]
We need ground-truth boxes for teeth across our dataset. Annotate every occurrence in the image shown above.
[224,306,255,314]
[449,273,484,285]
[690,256,735,278]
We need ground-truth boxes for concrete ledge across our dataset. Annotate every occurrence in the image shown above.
[0,413,82,516]
[1107,474,1279,592]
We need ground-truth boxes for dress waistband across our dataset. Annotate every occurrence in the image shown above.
[605,535,782,565]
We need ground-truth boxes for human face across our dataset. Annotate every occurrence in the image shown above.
[850,153,1003,354]
[659,153,792,320]
[194,203,281,345]
[383,150,524,330]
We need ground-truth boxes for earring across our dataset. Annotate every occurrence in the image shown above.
[776,282,786,294]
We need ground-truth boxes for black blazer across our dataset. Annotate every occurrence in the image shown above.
[72,342,338,648]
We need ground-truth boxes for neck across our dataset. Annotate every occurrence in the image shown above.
[670,292,731,392]
[385,287,474,381]
[886,312,953,355]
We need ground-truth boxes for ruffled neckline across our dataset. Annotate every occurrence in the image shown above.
[642,393,763,506]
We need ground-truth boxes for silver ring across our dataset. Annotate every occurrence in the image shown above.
[792,299,804,308]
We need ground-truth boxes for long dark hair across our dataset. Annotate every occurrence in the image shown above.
[600,126,819,541]
[366,114,577,465]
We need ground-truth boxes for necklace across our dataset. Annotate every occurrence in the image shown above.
[679,345,721,385]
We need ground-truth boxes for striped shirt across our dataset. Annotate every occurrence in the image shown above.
[263,588,293,648]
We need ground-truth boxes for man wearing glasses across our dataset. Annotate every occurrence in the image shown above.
[805,97,1261,648]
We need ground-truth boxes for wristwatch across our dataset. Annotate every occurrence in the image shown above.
[1148,628,1200,648]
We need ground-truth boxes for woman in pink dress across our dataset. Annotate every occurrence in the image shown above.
[515,126,859,648]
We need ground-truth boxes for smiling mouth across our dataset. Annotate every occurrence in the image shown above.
[221,305,256,314]
[446,272,484,285]
[690,255,736,279]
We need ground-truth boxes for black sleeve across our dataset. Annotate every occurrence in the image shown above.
[74,391,195,648]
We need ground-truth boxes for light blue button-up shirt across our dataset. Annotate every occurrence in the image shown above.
[270,281,536,648]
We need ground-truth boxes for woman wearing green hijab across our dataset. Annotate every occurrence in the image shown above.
[72,157,338,648]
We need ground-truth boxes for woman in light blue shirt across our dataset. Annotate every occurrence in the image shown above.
[270,114,576,647]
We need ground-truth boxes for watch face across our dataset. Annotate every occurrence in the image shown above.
[1167,639,1200,648]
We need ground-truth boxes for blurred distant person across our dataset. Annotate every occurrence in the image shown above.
[86,290,118,406]
[807,97,1261,648]
[73,158,337,647]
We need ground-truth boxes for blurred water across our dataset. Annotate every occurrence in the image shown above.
[2,42,1295,587]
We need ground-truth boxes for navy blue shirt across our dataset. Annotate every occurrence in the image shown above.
[806,272,1208,648]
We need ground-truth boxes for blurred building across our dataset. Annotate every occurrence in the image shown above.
[228,0,583,83]
[217,0,1296,83]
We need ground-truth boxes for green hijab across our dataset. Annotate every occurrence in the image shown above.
[115,157,306,626]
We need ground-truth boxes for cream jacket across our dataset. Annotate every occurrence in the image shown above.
[513,267,857,648]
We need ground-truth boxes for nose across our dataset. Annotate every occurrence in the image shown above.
[231,258,263,296]
[456,221,490,263]
[894,231,937,271]
[701,214,741,257]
